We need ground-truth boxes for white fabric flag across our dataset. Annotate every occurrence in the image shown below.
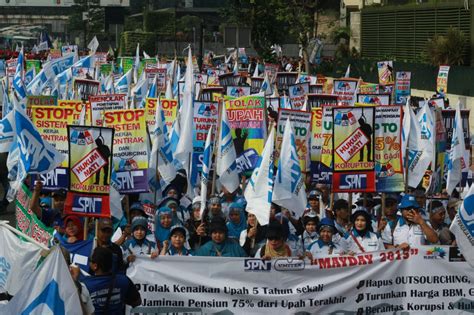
[0,224,43,296]
[253,62,259,78]
[200,126,213,219]
[0,246,82,314]
[0,111,15,153]
[446,105,469,195]
[450,183,474,267]
[401,97,411,168]
[244,126,275,225]
[344,64,351,78]
[216,103,240,193]
[87,36,99,54]
[272,118,307,217]
[407,103,433,188]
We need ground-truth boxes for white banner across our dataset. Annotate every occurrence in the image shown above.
[128,246,474,314]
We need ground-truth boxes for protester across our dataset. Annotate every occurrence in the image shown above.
[161,225,191,256]
[428,200,455,245]
[240,212,266,257]
[379,194,401,248]
[122,216,158,264]
[299,214,319,250]
[306,218,342,259]
[226,203,247,241]
[332,199,352,242]
[63,216,84,243]
[154,206,177,247]
[390,195,439,249]
[303,190,323,218]
[82,247,141,314]
[30,181,68,232]
[185,197,211,251]
[342,209,384,254]
[195,218,246,257]
[96,218,126,273]
[255,221,292,259]
[206,196,225,222]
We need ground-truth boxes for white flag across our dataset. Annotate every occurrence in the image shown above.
[216,103,240,193]
[253,62,259,78]
[0,224,42,296]
[87,36,99,54]
[200,126,213,218]
[0,246,82,314]
[133,43,140,84]
[401,97,411,167]
[450,184,474,267]
[244,126,275,225]
[407,103,433,188]
[272,118,307,217]
[446,105,468,195]
[344,64,351,78]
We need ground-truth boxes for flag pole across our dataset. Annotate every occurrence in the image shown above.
[211,97,223,195]
[83,217,89,240]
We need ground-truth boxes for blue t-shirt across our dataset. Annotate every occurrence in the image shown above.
[83,274,140,314]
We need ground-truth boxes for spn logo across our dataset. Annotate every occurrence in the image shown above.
[244,259,271,272]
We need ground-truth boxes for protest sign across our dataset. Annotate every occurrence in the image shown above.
[89,94,127,126]
[207,69,221,86]
[145,68,166,91]
[104,109,149,193]
[26,59,41,74]
[145,98,178,134]
[310,107,323,182]
[377,61,395,85]
[128,247,474,314]
[74,78,99,101]
[15,184,54,246]
[442,110,471,150]
[226,86,251,98]
[359,83,379,94]
[375,106,404,192]
[192,101,218,178]
[307,94,338,108]
[100,63,112,76]
[437,65,450,94]
[26,95,57,116]
[264,63,279,83]
[395,71,411,105]
[357,94,390,106]
[332,106,375,192]
[6,58,16,88]
[225,95,266,172]
[277,109,311,171]
[288,82,309,110]
[333,79,358,107]
[119,57,135,74]
[314,105,335,184]
[194,73,208,86]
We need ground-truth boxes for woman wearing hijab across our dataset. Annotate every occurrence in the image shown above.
[342,209,384,255]
[195,218,247,257]
[154,207,178,247]
[185,197,211,251]
[226,203,247,241]
[255,221,292,259]
[306,218,342,260]
[240,213,267,257]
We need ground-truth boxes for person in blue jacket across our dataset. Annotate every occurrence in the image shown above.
[195,218,247,257]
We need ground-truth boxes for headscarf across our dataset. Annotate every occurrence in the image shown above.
[263,221,291,258]
[154,207,178,245]
[226,203,247,239]
[351,209,372,238]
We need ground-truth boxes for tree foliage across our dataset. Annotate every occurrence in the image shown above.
[426,27,467,66]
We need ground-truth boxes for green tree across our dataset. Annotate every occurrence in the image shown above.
[426,27,467,66]
[69,0,104,47]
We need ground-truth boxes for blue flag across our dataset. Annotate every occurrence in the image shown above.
[13,48,27,99]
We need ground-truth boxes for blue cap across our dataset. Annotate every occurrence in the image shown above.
[319,218,335,232]
[398,194,420,210]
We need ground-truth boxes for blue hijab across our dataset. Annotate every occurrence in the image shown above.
[226,203,247,240]
[154,207,178,245]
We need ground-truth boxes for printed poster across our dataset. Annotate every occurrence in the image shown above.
[288,83,310,111]
[437,65,450,94]
[145,98,178,135]
[357,94,390,106]
[225,95,266,172]
[377,61,395,85]
[277,109,311,171]
[394,71,411,105]
[103,109,149,193]
[332,106,376,192]
[375,106,404,192]
[89,94,127,126]
[226,86,251,98]
[315,105,335,184]
[333,79,358,107]
[145,68,166,92]
[66,126,114,217]
[359,83,379,94]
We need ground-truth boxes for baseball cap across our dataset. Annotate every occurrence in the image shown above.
[398,194,420,210]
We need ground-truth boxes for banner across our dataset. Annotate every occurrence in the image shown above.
[442,110,471,150]
[225,95,266,173]
[333,79,358,107]
[226,86,251,98]
[68,125,114,197]
[307,94,338,108]
[128,247,474,314]
[377,61,395,85]
[359,83,379,94]
[357,94,390,106]
[317,106,335,184]
[277,109,311,171]
[192,101,218,177]
[26,59,41,74]
[104,109,148,193]
[145,68,166,91]
[375,106,404,192]
[15,184,54,246]
[332,106,375,192]
[264,63,279,84]
[395,71,411,105]
[119,57,134,74]
[145,98,178,135]
[288,82,309,110]
[437,65,450,94]
[89,94,127,126]
[207,69,221,86]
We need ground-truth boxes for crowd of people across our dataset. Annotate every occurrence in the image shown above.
[24,175,463,313]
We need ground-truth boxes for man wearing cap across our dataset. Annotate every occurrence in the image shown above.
[303,190,325,219]
[96,218,127,273]
[306,218,342,260]
[390,195,439,249]
[429,200,455,245]
[30,181,69,232]
[378,194,401,248]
